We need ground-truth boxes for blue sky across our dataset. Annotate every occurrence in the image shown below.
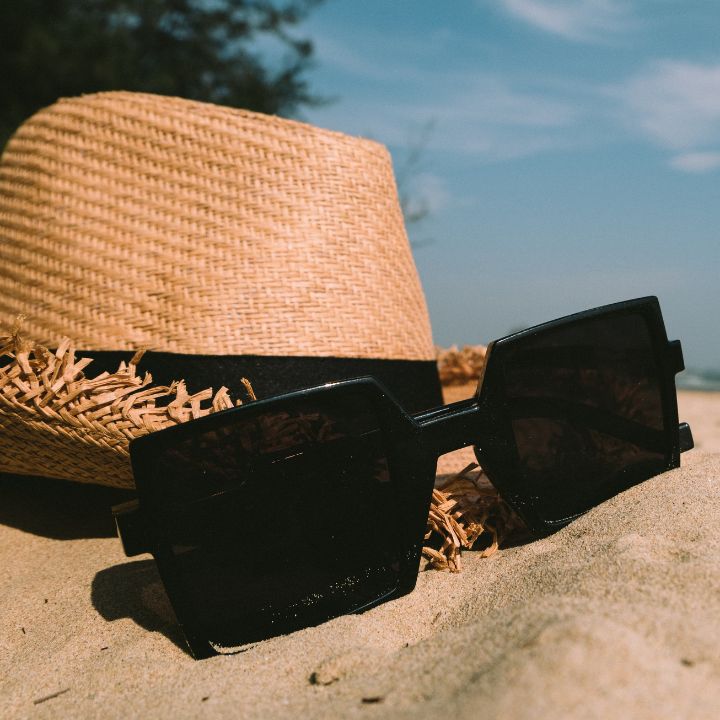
[296,1,720,369]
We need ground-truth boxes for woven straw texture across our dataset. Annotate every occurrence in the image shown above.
[0,91,434,360]
[0,326,244,488]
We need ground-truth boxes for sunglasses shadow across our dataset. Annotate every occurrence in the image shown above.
[0,472,134,539]
[91,559,190,656]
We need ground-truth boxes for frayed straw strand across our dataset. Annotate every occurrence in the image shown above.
[422,463,524,572]
[0,326,246,485]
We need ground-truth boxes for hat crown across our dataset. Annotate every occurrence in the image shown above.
[0,91,434,360]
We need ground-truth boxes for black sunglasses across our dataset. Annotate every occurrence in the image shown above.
[113,297,693,658]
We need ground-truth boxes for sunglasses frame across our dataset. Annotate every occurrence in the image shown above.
[118,377,439,658]
[114,296,692,658]
[469,295,690,534]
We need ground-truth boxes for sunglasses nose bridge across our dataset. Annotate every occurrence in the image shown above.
[416,399,488,458]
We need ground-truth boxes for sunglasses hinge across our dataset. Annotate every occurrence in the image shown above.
[668,340,685,374]
[678,422,694,453]
[112,499,151,557]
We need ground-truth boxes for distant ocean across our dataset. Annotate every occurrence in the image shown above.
[677,369,720,392]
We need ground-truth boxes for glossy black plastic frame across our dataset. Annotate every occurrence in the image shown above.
[114,296,693,659]
[470,295,693,532]
[116,379,438,659]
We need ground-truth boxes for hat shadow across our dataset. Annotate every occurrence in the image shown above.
[0,473,189,653]
[0,473,134,539]
[92,559,190,655]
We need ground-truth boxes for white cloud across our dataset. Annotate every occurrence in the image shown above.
[669,152,720,173]
[611,60,720,149]
[445,75,578,129]
[307,73,582,162]
[498,0,629,42]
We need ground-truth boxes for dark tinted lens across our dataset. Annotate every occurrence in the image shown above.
[147,391,401,651]
[500,311,667,524]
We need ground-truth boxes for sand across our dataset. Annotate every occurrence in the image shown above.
[1,389,719,719]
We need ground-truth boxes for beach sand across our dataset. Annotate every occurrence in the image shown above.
[1,389,718,718]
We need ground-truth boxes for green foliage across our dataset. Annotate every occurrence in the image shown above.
[0,0,324,147]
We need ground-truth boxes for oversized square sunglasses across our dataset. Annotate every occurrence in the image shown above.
[113,297,693,658]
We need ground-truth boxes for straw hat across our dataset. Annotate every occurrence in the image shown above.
[0,91,440,490]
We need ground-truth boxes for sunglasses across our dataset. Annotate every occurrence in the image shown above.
[113,296,693,658]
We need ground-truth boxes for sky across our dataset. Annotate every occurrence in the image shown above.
[291,0,720,371]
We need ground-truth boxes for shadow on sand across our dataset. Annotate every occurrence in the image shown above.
[0,472,134,539]
[92,558,190,656]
